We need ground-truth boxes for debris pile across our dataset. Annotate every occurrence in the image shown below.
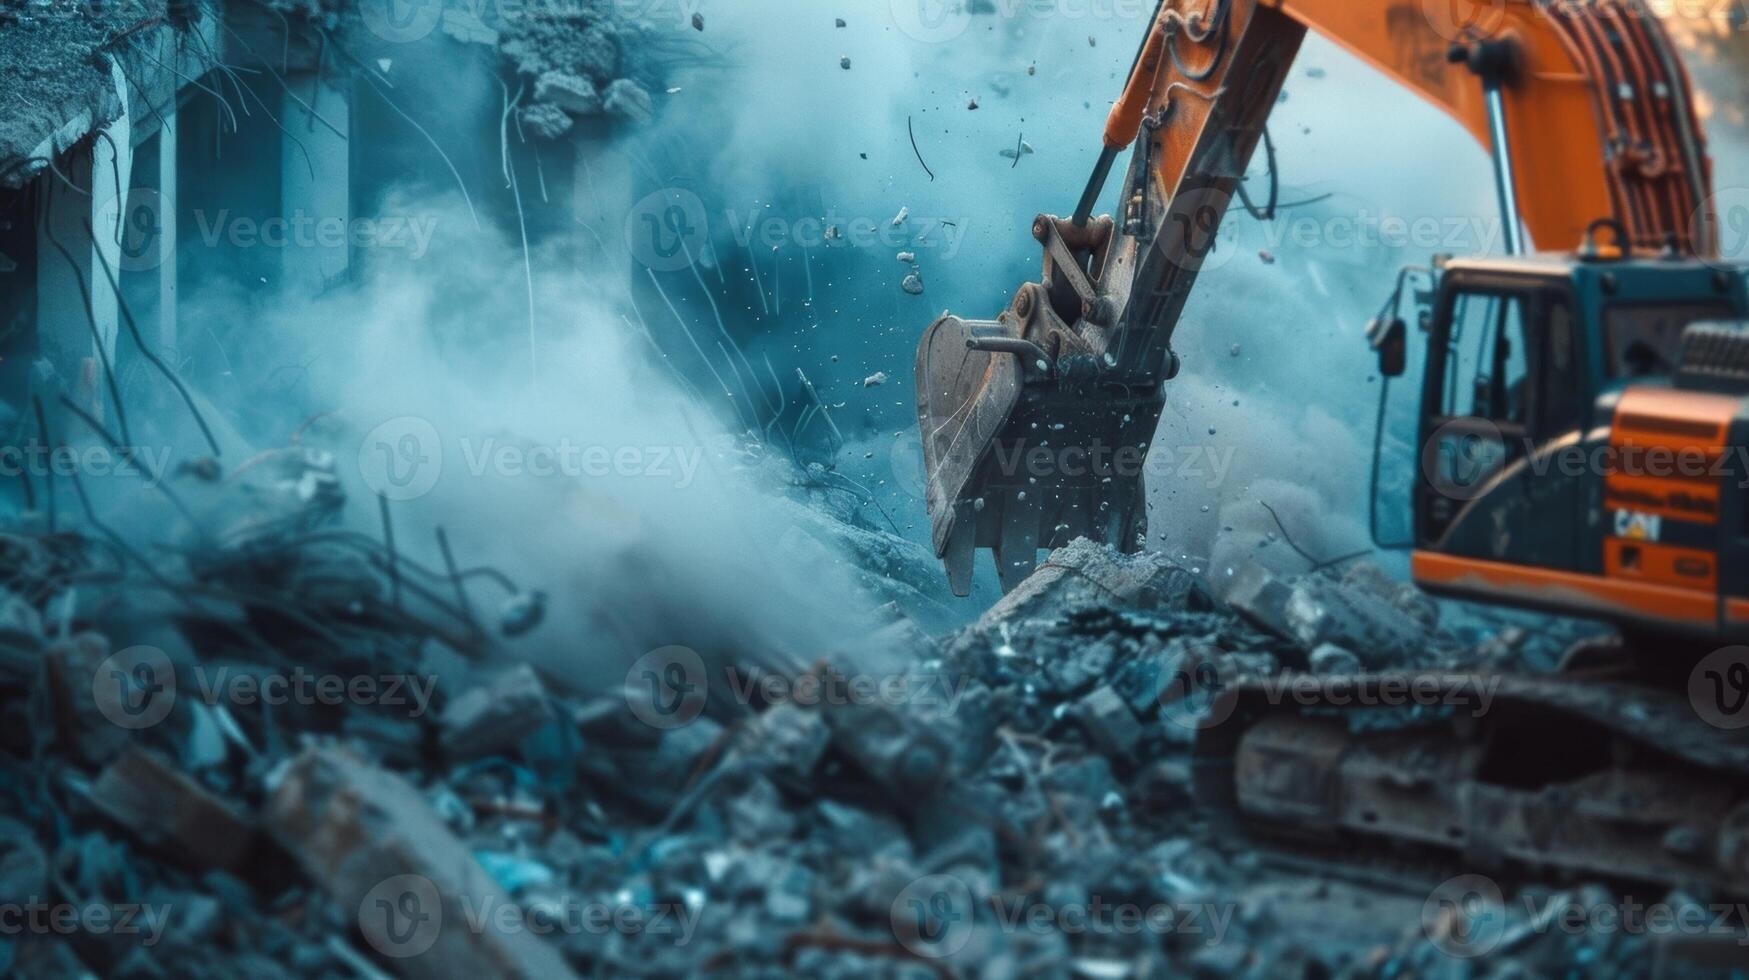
[2,425,1700,980]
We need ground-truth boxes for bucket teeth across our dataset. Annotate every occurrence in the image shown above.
[943,501,979,598]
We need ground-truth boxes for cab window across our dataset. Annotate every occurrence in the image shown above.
[1438,288,1580,439]
[1443,293,1529,428]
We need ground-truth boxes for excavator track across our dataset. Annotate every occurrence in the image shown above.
[1190,672,1749,897]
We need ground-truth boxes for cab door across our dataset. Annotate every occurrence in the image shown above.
[1419,281,1586,571]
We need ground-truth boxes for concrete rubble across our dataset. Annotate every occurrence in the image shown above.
[0,426,1707,978]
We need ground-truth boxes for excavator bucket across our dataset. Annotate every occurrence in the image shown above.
[915,216,1166,596]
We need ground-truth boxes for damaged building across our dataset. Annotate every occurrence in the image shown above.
[0,1,1748,978]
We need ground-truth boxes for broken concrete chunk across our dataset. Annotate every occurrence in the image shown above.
[265,747,579,979]
[1222,561,1299,641]
[862,371,888,388]
[819,691,953,804]
[1284,578,1428,668]
[88,748,255,872]
[520,103,573,140]
[900,273,925,296]
[981,537,1209,629]
[1071,686,1143,758]
[603,79,654,123]
[440,663,553,762]
[737,702,829,779]
[534,71,601,115]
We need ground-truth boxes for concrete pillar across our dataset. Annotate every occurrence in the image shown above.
[37,82,134,417]
[280,72,351,294]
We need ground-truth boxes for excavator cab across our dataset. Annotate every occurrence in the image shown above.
[1370,243,1749,642]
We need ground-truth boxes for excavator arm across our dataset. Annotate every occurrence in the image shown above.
[915,0,1716,594]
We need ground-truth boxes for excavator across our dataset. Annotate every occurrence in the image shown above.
[915,0,1749,903]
